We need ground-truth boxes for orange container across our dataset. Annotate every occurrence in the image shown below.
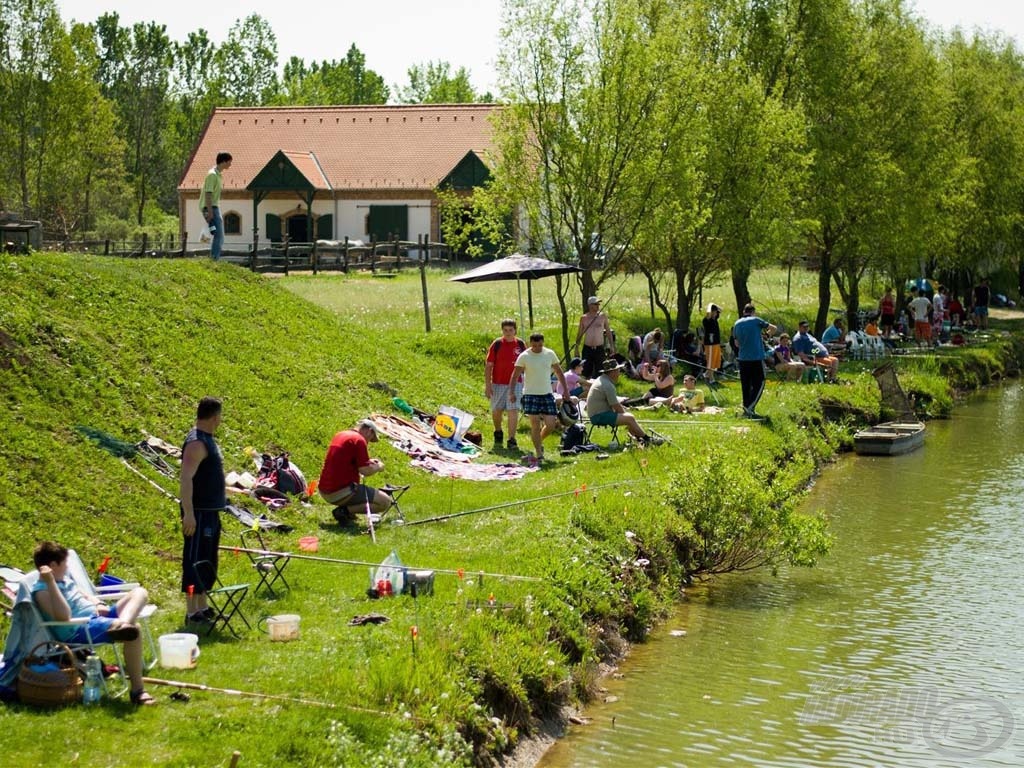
[298,536,319,553]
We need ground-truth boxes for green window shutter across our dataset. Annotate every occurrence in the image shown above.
[367,205,408,241]
[316,214,333,240]
[265,214,282,243]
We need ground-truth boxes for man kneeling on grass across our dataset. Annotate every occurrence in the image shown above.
[32,541,155,705]
[318,419,392,524]
[586,359,663,445]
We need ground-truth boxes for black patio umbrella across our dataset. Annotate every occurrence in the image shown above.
[448,254,581,329]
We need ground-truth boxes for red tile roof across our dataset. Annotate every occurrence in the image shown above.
[179,104,499,193]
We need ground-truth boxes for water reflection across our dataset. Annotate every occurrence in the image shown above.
[539,383,1024,767]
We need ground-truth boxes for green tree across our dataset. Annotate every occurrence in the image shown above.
[94,14,173,223]
[0,0,126,232]
[495,0,682,352]
[396,60,489,103]
[942,32,1024,292]
[277,45,389,105]
[212,14,280,105]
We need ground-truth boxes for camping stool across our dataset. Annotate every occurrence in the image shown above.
[379,484,410,523]
[240,529,290,597]
[802,365,826,384]
[193,560,251,638]
[585,421,621,448]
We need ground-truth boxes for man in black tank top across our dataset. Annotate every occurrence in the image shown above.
[179,396,226,624]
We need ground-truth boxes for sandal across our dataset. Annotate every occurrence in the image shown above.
[106,625,140,642]
[130,690,157,706]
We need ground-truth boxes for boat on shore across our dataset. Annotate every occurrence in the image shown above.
[853,421,925,455]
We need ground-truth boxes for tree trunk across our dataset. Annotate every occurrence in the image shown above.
[675,264,693,333]
[731,267,751,315]
[814,246,833,337]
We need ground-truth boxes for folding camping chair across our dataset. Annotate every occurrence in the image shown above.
[585,421,621,448]
[192,561,251,638]
[1,570,132,697]
[239,529,290,597]
[65,550,158,670]
[377,484,410,524]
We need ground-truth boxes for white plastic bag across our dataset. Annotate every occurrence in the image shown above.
[199,223,212,243]
[435,405,474,441]
[370,550,406,594]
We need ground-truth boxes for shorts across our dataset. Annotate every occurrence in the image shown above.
[880,313,895,327]
[521,393,558,416]
[66,605,119,644]
[490,382,523,412]
[914,320,931,338]
[705,344,722,371]
[974,306,988,317]
[320,482,377,507]
[589,410,618,427]
[181,508,221,594]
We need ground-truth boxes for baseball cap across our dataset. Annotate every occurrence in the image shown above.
[587,296,601,305]
[357,419,379,441]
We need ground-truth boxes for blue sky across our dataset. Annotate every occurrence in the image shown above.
[54,0,1023,99]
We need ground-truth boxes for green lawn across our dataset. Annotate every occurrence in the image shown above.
[0,254,1016,766]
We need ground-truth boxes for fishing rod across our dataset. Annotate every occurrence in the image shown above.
[121,458,179,502]
[403,479,640,527]
[218,545,545,583]
[143,676,339,708]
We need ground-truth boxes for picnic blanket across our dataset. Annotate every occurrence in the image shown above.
[370,414,537,480]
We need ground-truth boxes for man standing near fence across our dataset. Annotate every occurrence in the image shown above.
[201,152,232,260]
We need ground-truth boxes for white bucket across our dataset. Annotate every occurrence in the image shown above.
[158,633,199,669]
[265,614,300,642]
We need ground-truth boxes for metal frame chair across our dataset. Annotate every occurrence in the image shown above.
[239,529,290,597]
[192,560,251,638]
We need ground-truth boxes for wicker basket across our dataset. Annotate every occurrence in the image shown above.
[17,641,84,707]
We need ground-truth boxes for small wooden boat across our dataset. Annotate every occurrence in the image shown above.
[853,421,925,456]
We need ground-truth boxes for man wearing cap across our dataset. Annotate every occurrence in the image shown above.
[586,359,659,444]
[792,320,839,382]
[574,296,611,379]
[317,419,392,523]
[485,318,526,451]
[732,303,776,418]
[510,333,568,464]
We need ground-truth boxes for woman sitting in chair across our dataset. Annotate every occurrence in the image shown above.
[32,541,155,705]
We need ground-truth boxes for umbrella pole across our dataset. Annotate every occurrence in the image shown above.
[517,277,526,330]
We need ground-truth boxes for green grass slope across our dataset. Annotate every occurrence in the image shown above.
[5,254,1006,766]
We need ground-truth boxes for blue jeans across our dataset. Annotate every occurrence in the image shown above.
[210,207,224,260]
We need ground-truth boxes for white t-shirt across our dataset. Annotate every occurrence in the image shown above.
[910,296,931,322]
[515,348,560,395]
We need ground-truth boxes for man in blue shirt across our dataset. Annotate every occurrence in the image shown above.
[732,303,776,418]
[792,320,840,382]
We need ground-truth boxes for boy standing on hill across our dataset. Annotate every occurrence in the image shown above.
[485,319,526,451]
[179,396,226,625]
[510,333,567,465]
[201,151,232,260]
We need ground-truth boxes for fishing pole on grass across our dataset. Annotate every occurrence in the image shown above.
[142,676,406,718]
[403,479,641,526]
[218,545,546,583]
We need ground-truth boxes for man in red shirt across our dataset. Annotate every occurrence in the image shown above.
[485,318,526,451]
[317,419,391,523]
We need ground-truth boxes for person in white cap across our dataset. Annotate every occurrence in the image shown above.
[317,419,392,523]
[574,296,611,379]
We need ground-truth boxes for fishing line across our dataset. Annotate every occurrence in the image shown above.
[403,479,640,526]
[218,545,546,583]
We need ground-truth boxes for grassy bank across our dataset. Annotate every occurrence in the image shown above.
[1,254,1020,766]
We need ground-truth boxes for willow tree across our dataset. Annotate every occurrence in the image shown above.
[494,0,683,351]
[632,0,808,330]
[942,32,1024,293]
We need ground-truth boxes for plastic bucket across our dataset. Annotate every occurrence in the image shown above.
[158,633,199,669]
[298,536,319,553]
[265,614,300,642]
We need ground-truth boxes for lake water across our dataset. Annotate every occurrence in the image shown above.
[539,383,1024,767]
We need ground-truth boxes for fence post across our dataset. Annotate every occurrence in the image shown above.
[395,235,401,271]
[343,236,349,272]
[419,234,431,333]
[312,238,319,275]
[181,234,187,258]
[141,232,148,256]
[104,239,110,255]
[283,235,290,276]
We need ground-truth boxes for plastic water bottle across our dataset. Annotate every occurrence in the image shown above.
[83,656,102,705]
